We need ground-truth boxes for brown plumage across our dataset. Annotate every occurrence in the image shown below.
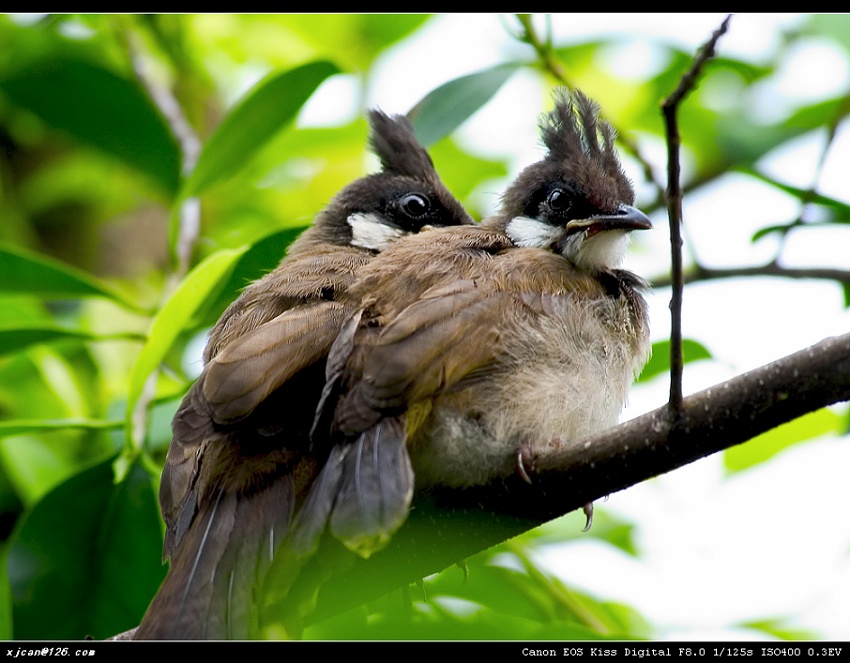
[307,89,652,555]
[135,110,473,640]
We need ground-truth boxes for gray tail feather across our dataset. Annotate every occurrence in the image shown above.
[259,419,414,635]
[135,478,293,640]
[290,418,414,560]
[329,418,414,557]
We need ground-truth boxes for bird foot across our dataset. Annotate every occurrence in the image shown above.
[516,437,570,484]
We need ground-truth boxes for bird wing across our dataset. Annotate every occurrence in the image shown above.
[159,300,351,558]
[204,245,369,362]
[333,280,508,436]
[202,300,352,425]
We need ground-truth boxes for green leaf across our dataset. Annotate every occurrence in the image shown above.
[0,324,145,356]
[637,338,712,383]
[0,243,144,312]
[408,63,521,146]
[0,418,123,438]
[185,60,340,195]
[0,58,180,194]
[751,223,793,243]
[0,549,10,640]
[125,245,249,442]
[7,457,165,639]
[725,407,844,473]
[805,13,850,53]
[278,15,430,71]
[743,618,819,641]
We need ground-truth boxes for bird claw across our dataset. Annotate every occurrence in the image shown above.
[581,502,594,532]
[515,445,534,484]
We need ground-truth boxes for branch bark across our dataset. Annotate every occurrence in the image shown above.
[300,330,850,626]
[651,263,850,289]
[661,15,732,413]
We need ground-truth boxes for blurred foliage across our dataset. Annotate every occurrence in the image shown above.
[0,13,847,640]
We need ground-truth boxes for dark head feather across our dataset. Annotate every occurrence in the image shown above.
[288,109,472,253]
[367,109,437,182]
[498,89,635,222]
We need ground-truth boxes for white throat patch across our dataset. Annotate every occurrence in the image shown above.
[564,228,629,273]
[348,212,407,251]
[507,215,629,273]
[505,216,563,248]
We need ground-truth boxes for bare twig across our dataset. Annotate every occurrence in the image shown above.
[661,15,732,414]
[121,26,202,288]
[117,19,204,451]
[651,263,850,289]
[515,14,571,85]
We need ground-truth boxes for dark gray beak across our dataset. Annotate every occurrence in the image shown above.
[566,204,653,233]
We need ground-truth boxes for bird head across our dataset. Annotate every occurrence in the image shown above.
[491,90,651,273]
[293,110,474,254]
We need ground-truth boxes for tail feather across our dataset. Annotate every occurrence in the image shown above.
[136,477,294,640]
[329,418,414,557]
[136,491,232,639]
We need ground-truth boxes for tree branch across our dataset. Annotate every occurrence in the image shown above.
[661,15,732,414]
[301,330,850,626]
[651,263,850,289]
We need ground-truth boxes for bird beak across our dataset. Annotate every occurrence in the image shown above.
[566,205,653,235]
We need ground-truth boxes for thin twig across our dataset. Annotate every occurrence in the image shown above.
[651,263,850,289]
[661,15,732,415]
[121,25,202,288]
[118,19,204,452]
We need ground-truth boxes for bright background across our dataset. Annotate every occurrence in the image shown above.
[0,13,848,641]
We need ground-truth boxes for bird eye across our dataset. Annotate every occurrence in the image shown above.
[400,193,431,218]
[547,188,571,213]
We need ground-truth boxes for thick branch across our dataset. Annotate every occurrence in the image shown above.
[304,330,850,625]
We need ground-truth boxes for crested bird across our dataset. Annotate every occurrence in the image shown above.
[134,109,474,640]
[304,89,652,571]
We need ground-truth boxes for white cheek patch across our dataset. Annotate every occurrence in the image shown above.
[505,215,563,248]
[348,212,408,250]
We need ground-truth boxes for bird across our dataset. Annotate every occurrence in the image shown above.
[134,109,474,640]
[301,89,652,579]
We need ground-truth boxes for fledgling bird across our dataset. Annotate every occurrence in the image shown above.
[134,110,474,640]
[305,89,652,559]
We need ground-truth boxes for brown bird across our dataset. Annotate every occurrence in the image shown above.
[135,109,474,640]
[303,90,652,566]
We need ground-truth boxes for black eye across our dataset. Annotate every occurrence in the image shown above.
[547,188,571,213]
[400,193,431,218]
